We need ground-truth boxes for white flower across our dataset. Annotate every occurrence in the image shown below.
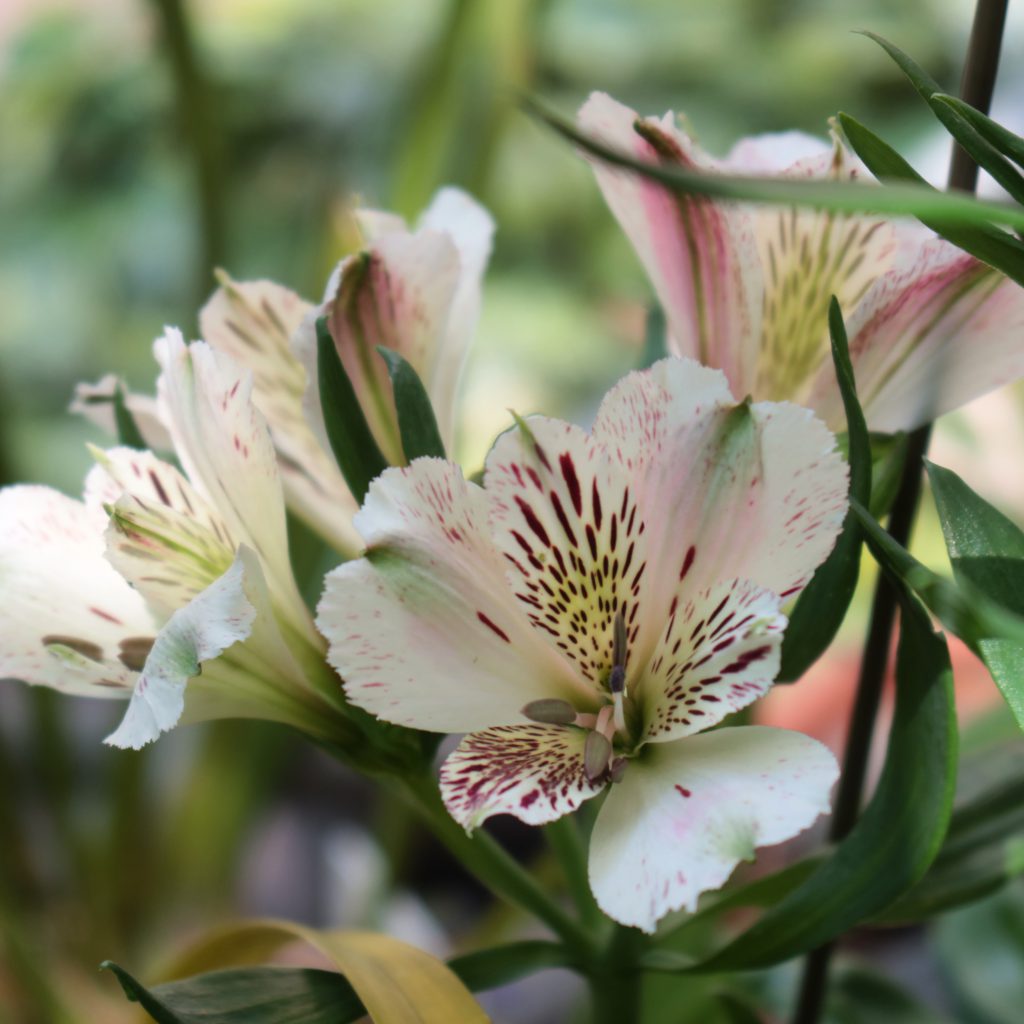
[579,92,1024,433]
[1,333,341,749]
[198,187,494,553]
[318,358,845,931]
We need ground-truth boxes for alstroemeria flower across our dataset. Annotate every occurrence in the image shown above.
[1,332,342,749]
[198,187,494,553]
[318,358,846,931]
[579,92,1024,434]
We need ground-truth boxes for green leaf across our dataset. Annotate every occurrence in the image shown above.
[859,31,943,98]
[376,347,446,461]
[869,432,910,519]
[851,497,1024,654]
[828,966,949,1024]
[927,460,1024,730]
[524,97,1024,229]
[860,35,1024,207]
[685,588,956,972]
[874,744,1024,922]
[103,964,360,1023]
[640,305,668,369]
[933,94,1024,171]
[779,299,868,681]
[713,992,765,1024]
[838,113,1024,287]
[316,316,389,503]
[113,384,147,449]
[103,942,573,1024]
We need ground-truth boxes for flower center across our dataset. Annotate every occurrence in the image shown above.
[522,610,637,785]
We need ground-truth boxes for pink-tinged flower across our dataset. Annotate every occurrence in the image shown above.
[318,358,845,931]
[579,92,1024,434]
[198,188,494,553]
[1,332,342,749]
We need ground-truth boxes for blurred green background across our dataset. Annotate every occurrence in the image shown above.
[2,1,1024,1021]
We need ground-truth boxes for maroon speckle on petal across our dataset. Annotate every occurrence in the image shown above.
[477,611,511,643]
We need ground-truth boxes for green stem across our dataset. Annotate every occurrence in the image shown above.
[149,0,227,313]
[397,772,599,958]
[791,3,1008,1021]
[545,815,604,929]
[589,926,645,1024]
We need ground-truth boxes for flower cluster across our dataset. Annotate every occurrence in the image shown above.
[4,98,1023,933]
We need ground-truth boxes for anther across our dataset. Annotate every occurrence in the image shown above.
[522,699,577,725]
[584,731,613,783]
[608,757,627,784]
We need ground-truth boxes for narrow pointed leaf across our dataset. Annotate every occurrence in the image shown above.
[927,460,1024,729]
[851,497,1024,652]
[934,94,1024,170]
[525,97,1024,229]
[859,32,943,99]
[316,316,389,503]
[687,589,956,971]
[376,346,446,461]
[779,299,868,680]
[838,113,1024,287]
[113,384,147,449]
[860,35,1024,206]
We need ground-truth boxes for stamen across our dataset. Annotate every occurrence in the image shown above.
[584,730,612,783]
[608,757,627,784]
[612,609,627,671]
[521,698,577,725]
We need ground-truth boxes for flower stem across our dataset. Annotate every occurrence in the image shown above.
[792,4,1008,1021]
[546,815,604,928]
[397,772,601,958]
[588,925,645,1024]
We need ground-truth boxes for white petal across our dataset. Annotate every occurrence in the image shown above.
[154,331,307,629]
[578,92,762,394]
[317,459,582,733]
[416,187,494,445]
[89,447,236,619]
[823,242,1024,433]
[105,549,257,749]
[640,580,785,743]
[440,725,602,830]
[69,374,172,451]
[721,131,832,173]
[0,485,155,697]
[485,416,654,687]
[199,275,359,554]
[589,726,837,932]
[593,359,848,603]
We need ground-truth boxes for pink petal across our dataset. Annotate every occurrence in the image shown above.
[578,92,762,393]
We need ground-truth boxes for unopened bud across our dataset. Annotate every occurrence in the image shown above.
[522,699,577,725]
[584,731,612,783]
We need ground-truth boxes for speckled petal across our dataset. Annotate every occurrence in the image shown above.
[589,726,837,932]
[199,274,358,554]
[154,331,308,631]
[440,725,602,831]
[578,92,762,392]
[640,580,785,743]
[70,373,171,451]
[0,485,155,698]
[485,416,653,685]
[593,359,848,604]
[317,459,583,733]
[88,447,236,619]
